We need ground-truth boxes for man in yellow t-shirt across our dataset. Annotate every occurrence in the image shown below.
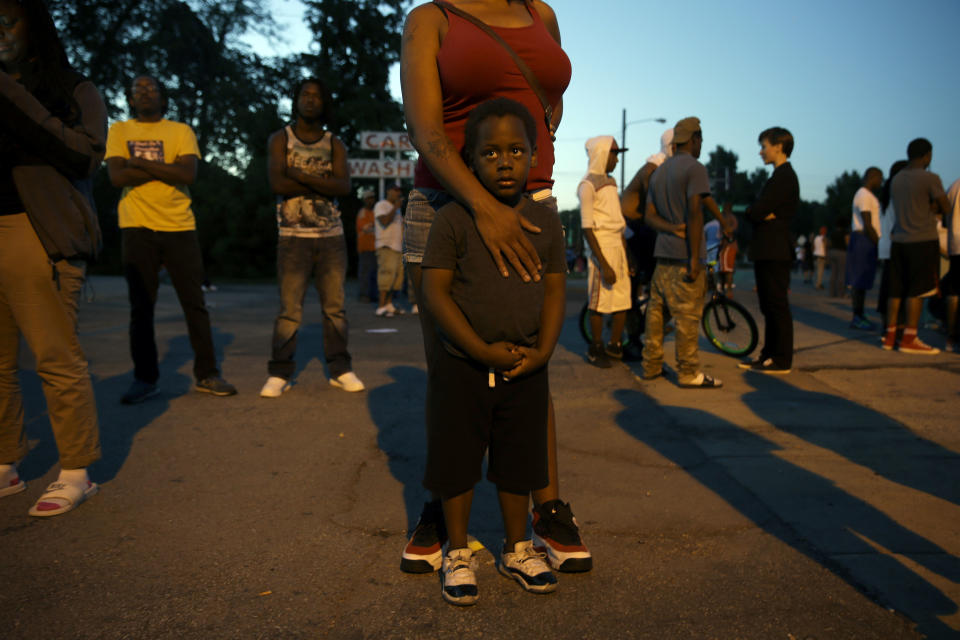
[105,75,235,403]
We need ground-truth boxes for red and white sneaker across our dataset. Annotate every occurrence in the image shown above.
[898,335,940,355]
[400,500,447,573]
[531,500,592,573]
[881,327,897,351]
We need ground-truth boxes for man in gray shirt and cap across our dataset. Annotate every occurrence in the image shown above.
[641,117,721,388]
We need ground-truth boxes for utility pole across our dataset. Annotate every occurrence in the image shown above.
[620,110,667,188]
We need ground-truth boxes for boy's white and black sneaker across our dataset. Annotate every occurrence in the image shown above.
[531,499,593,572]
[440,546,479,606]
[400,500,447,573]
[499,540,557,594]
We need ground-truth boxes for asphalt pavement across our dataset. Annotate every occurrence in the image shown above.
[2,268,958,639]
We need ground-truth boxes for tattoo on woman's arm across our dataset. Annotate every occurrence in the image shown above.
[426,131,452,161]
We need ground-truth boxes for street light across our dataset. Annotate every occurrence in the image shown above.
[620,109,667,188]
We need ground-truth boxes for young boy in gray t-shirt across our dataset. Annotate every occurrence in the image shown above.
[420,98,566,606]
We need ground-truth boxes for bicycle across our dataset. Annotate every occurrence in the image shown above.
[578,259,758,358]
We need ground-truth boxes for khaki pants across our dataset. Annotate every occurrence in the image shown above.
[642,262,706,384]
[0,214,100,469]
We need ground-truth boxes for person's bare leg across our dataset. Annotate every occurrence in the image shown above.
[532,397,559,506]
[946,295,959,344]
[904,296,923,329]
[609,310,627,344]
[499,490,530,548]
[442,489,474,550]
[378,289,390,308]
[589,312,604,345]
[886,297,902,330]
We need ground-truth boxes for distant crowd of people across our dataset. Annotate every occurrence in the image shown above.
[791,154,958,352]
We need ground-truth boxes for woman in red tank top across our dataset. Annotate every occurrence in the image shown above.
[398,0,591,595]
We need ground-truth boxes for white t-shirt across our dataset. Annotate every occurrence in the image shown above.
[813,234,826,257]
[578,181,625,235]
[374,199,402,251]
[946,177,960,256]
[852,187,881,234]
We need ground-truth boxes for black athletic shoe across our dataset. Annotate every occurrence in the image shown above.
[605,341,623,359]
[531,500,592,572]
[587,343,612,368]
[194,376,237,396]
[401,500,447,573]
[750,358,791,375]
[121,379,160,404]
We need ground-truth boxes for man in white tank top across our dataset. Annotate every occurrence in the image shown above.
[260,78,365,397]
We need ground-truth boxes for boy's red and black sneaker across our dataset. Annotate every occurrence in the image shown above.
[531,500,592,573]
[400,500,447,573]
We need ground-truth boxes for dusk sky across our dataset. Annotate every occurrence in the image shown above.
[259,0,960,212]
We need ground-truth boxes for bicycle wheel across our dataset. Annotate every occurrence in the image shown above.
[578,302,633,348]
[701,297,758,357]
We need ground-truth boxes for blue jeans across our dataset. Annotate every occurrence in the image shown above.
[269,235,352,379]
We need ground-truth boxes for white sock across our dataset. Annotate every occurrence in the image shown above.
[58,467,89,487]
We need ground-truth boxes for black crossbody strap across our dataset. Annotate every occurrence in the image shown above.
[435,0,556,141]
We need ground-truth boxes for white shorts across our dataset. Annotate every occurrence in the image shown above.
[587,238,631,313]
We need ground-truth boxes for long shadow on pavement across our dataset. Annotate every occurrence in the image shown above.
[612,387,960,640]
[368,365,429,534]
[741,372,960,507]
[20,330,234,485]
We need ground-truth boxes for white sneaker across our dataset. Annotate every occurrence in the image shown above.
[441,546,479,606]
[375,305,394,317]
[330,371,365,392]
[410,304,419,315]
[499,540,557,593]
[260,376,290,398]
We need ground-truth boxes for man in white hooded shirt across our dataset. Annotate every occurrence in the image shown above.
[579,136,638,367]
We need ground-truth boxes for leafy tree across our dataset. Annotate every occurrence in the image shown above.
[297,0,408,148]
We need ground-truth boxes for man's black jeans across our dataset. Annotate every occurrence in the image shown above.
[121,228,218,383]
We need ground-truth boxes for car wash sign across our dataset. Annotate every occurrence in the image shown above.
[349,131,417,184]
[359,131,414,152]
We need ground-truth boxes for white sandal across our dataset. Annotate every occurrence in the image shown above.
[28,480,98,517]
